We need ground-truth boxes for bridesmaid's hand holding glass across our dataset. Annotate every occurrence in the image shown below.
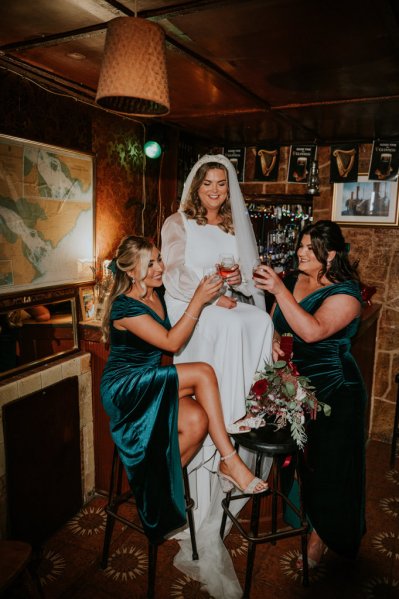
[253,265,284,295]
[193,272,224,306]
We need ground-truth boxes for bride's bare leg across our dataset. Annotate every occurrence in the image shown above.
[176,362,267,492]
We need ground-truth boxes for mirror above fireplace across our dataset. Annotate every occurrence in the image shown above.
[0,295,78,380]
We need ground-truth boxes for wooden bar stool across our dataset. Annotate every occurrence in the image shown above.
[220,425,309,599]
[0,540,43,598]
[100,445,198,599]
[390,373,399,467]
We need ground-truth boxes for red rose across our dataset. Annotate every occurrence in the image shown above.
[252,379,268,396]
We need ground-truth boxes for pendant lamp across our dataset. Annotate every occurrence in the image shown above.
[95,17,170,116]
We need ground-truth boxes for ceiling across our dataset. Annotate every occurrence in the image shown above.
[1,0,399,146]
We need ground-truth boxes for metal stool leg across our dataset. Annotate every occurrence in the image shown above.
[390,373,399,468]
[147,541,158,599]
[183,467,199,560]
[296,468,309,587]
[101,447,123,569]
[243,451,263,599]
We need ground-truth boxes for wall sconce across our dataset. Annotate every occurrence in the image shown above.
[307,151,320,195]
[144,140,162,159]
[95,17,170,116]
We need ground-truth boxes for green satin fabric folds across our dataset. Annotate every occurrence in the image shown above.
[100,294,186,543]
[273,276,367,558]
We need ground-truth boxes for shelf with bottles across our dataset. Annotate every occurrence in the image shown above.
[246,198,313,273]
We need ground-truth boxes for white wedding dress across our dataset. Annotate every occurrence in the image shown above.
[161,212,273,598]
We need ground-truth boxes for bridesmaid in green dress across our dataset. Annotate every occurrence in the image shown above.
[253,220,367,566]
[100,235,267,544]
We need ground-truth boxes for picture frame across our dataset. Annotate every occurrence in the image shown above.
[332,175,399,226]
[0,134,95,295]
[79,286,96,321]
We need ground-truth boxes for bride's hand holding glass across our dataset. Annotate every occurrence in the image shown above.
[217,253,241,287]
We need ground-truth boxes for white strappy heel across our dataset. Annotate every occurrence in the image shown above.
[217,449,268,494]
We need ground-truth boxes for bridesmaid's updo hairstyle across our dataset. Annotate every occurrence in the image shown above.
[297,220,359,284]
[101,235,153,342]
[183,162,234,234]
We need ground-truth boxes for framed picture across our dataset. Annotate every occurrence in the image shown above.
[332,175,399,226]
[79,286,96,321]
[0,134,95,295]
[223,147,246,182]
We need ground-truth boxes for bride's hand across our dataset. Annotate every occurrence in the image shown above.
[216,295,238,309]
[224,264,242,287]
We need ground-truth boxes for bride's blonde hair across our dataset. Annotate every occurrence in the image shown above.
[182,162,234,234]
[101,236,153,342]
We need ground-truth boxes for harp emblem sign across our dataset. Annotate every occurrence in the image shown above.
[258,149,278,177]
[333,148,356,178]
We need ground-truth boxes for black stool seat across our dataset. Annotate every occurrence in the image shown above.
[230,423,298,455]
[220,424,309,599]
[100,445,198,599]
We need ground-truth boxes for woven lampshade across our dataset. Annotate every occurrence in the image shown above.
[95,17,170,116]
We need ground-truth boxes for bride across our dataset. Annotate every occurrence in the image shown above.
[161,154,273,597]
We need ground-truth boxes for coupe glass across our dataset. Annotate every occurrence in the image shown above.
[218,254,236,281]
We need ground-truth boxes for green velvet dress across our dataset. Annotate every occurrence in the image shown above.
[100,293,186,544]
[273,275,367,558]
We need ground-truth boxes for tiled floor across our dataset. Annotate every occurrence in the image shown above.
[7,440,399,598]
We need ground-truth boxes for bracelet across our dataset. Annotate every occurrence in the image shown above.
[184,310,199,321]
[273,338,280,344]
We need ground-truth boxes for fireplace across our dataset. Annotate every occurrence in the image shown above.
[0,352,94,541]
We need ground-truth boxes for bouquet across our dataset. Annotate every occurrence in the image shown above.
[246,334,331,449]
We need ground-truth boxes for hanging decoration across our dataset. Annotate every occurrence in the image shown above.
[95,17,170,116]
[287,145,316,184]
[330,143,358,182]
[368,141,399,181]
[255,146,280,181]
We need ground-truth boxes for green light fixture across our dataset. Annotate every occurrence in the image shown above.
[144,140,162,159]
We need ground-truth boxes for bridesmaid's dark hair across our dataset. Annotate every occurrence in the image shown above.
[101,236,153,342]
[296,220,360,284]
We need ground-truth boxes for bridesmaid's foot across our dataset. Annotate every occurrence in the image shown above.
[218,449,268,494]
[297,530,327,569]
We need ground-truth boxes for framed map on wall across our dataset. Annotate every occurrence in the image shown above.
[0,134,95,295]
